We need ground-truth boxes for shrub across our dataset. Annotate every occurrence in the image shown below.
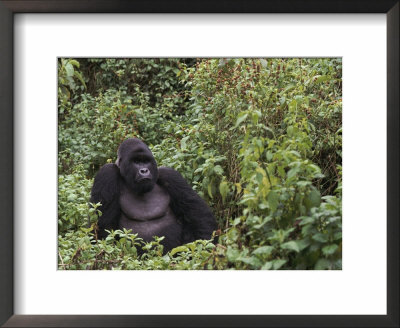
[58,166,92,234]
[58,58,342,270]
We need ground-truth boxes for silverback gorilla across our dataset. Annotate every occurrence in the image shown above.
[90,138,217,252]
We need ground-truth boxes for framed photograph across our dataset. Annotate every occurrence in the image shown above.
[57,56,344,272]
[1,1,398,327]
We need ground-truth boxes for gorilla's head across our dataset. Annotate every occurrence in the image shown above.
[116,138,158,194]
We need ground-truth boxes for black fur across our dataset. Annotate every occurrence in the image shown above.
[90,138,217,252]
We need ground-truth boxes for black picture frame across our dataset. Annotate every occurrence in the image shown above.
[0,1,398,327]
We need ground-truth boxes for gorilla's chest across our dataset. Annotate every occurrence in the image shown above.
[119,184,182,244]
[120,183,170,221]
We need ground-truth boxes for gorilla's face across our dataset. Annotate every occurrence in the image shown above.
[117,138,158,194]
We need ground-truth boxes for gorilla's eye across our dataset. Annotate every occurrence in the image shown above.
[132,156,150,164]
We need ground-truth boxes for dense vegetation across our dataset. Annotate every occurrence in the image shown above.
[58,58,342,270]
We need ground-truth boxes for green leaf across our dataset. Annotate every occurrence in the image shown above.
[310,190,321,207]
[299,216,314,225]
[287,167,299,180]
[312,233,329,243]
[218,58,228,67]
[281,241,300,253]
[238,256,262,268]
[260,59,268,68]
[281,84,296,94]
[288,100,297,112]
[213,165,224,175]
[295,238,311,251]
[314,259,331,270]
[232,217,241,226]
[234,112,248,128]
[219,180,229,202]
[207,182,213,199]
[296,181,311,187]
[267,191,279,213]
[277,166,285,178]
[74,71,86,88]
[322,244,339,256]
[180,136,189,150]
[314,75,330,84]
[272,259,287,270]
[170,245,188,256]
[305,190,321,209]
[252,246,274,256]
[333,232,342,241]
[67,194,77,201]
[65,63,74,77]
[68,59,80,67]
[261,261,273,270]
[226,247,240,262]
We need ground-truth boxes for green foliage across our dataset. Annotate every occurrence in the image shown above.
[58,58,342,270]
[58,89,134,175]
[58,166,93,234]
[77,58,194,145]
[58,59,87,121]
[58,228,216,270]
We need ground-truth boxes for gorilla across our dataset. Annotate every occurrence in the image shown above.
[90,138,217,253]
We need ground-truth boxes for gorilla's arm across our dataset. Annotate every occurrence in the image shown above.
[90,163,121,239]
[158,167,217,241]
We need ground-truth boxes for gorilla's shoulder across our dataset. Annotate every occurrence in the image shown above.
[99,162,119,171]
[94,163,120,179]
[157,166,195,196]
[158,166,186,185]
[92,163,121,194]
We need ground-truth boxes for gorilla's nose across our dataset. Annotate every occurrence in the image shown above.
[139,168,150,176]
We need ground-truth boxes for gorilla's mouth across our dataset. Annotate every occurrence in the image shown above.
[137,177,152,183]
